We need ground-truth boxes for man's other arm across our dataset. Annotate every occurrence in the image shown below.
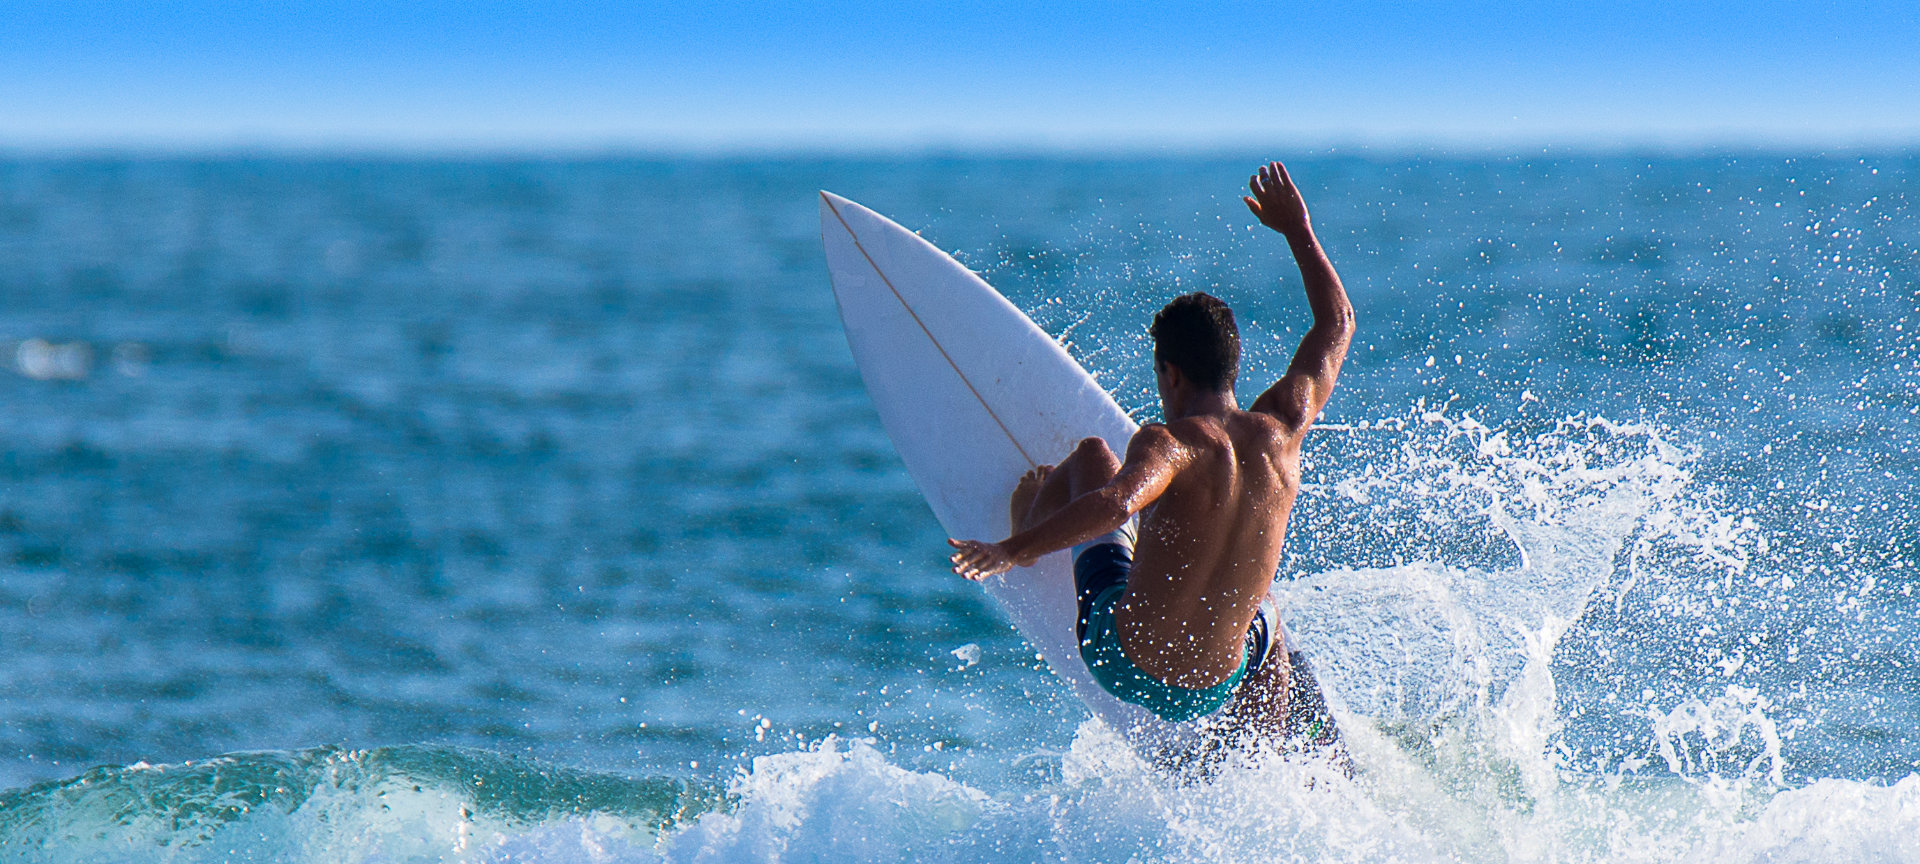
[948,427,1185,581]
[1244,161,1356,431]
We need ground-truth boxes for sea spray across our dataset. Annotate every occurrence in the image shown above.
[1280,409,1734,723]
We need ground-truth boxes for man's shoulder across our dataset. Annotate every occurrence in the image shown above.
[1151,415,1245,452]
[1224,409,1299,452]
[1137,414,1293,459]
[1129,422,1181,448]
[1146,416,1210,437]
[1126,421,1208,458]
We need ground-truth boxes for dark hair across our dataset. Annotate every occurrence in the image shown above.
[1149,292,1240,391]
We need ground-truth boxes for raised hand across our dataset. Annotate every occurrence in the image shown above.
[1243,161,1312,239]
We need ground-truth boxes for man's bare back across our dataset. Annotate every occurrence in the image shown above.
[949,161,1354,740]
[1118,411,1300,689]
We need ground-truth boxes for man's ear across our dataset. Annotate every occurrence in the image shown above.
[1155,359,1184,389]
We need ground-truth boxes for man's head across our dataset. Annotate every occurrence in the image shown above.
[1150,292,1240,394]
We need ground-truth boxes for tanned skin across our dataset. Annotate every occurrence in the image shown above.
[948,161,1355,739]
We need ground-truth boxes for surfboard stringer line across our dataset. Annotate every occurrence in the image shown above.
[820,192,1039,469]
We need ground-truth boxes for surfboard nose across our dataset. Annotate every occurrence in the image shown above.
[819,191,840,236]
[820,191,864,239]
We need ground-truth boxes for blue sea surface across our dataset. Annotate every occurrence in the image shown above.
[0,154,1916,862]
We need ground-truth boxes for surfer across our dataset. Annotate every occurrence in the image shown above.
[948,161,1352,746]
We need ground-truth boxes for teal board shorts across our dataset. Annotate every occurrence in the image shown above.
[1072,523,1274,723]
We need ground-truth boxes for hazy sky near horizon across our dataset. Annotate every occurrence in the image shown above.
[4,1,1917,151]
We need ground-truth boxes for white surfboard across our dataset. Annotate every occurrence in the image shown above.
[819,191,1201,750]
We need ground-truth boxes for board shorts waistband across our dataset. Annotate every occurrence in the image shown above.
[1070,517,1137,562]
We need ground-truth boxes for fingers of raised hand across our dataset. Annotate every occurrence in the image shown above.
[1250,170,1280,211]
[1260,161,1293,193]
[1254,164,1289,203]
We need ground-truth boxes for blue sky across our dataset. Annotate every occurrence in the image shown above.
[3,1,1917,151]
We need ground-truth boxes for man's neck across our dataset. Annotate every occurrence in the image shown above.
[1166,389,1237,421]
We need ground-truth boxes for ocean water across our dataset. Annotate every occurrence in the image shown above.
[0,153,1915,862]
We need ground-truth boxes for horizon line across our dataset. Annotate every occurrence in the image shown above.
[3,136,1917,161]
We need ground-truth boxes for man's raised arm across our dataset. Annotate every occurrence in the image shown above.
[1244,161,1356,431]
